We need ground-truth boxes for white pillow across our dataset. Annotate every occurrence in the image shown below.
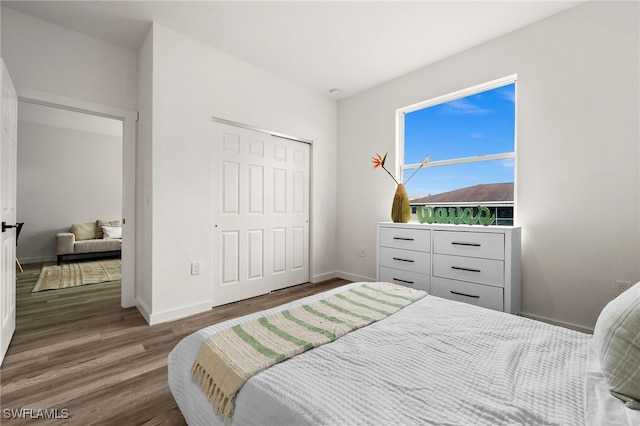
[97,219,121,239]
[593,281,640,409]
[102,225,122,239]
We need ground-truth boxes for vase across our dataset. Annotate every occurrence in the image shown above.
[391,183,411,223]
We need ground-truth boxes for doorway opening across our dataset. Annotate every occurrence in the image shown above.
[16,88,136,309]
[18,101,123,264]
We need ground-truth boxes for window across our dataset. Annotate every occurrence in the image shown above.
[398,76,516,225]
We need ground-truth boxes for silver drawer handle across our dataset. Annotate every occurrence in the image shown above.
[450,290,480,299]
[393,257,414,263]
[393,237,415,241]
[393,277,414,285]
[451,266,481,273]
[451,241,481,247]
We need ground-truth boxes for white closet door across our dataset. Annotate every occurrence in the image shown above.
[269,135,310,291]
[211,122,309,306]
[0,60,17,365]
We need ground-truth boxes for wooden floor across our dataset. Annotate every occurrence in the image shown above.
[0,262,349,425]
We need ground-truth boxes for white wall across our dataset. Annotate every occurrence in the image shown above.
[1,7,138,111]
[2,7,139,304]
[337,1,639,332]
[137,23,337,323]
[17,105,122,262]
[136,27,154,317]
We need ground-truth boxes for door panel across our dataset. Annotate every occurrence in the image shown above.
[273,228,286,274]
[221,231,240,285]
[273,168,286,213]
[1,59,17,365]
[212,122,309,306]
[248,165,264,214]
[248,230,264,280]
[222,162,240,214]
[292,227,305,270]
[293,171,305,213]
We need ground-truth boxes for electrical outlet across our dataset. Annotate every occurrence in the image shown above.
[616,280,632,295]
[359,247,366,257]
[191,261,201,275]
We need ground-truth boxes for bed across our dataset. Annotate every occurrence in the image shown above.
[168,282,640,426]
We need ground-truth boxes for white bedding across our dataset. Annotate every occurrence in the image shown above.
[585,342,640,426]
[168,283,634,426]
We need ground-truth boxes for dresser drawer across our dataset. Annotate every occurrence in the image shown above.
[379,227,430,252]
[379,247,430,275]
[433,253,504,287]
[379,266,430,292]
[431,277,504,312]
[433,231,504,260]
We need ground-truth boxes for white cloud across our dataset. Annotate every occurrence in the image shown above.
[498,86,516,103]
[442,98,491,115]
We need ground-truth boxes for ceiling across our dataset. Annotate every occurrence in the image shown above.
[2,1,584,99]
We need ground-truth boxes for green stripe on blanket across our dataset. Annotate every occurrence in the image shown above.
[191,282,427,420]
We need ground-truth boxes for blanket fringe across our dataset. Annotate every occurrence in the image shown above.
[191,363,235,420]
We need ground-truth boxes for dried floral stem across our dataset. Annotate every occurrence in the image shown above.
[403,165,422,185]
[382,166,399,185]
[372,152,429,186]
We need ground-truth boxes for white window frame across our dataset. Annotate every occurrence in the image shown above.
[396,74,518,180]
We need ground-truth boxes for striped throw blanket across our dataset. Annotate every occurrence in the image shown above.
[191,282,427,420]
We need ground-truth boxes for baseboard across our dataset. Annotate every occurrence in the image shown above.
[135,298,152,324]
[19,255,56,264]
[137,300,212,326]
[520,311,594,334]
[311,270,375,283]
[311,271,337,283]
[335,271,375,283]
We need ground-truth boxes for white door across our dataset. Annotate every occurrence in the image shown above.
[0,59,17,365]
[212,122,310,306]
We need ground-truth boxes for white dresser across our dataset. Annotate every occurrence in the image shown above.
[377,223,521,314]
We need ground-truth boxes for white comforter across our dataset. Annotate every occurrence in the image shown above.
[168,283,607,425]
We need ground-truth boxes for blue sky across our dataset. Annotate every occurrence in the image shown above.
[403,83,515,199]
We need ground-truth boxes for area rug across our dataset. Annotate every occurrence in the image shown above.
[32,259,121,293]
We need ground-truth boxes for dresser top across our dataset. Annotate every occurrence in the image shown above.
[377,222,521,233]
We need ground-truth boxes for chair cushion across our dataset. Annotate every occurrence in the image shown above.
[73,239,121,254]
[71,222,98,241]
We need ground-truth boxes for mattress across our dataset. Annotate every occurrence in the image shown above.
[168,283,634,425]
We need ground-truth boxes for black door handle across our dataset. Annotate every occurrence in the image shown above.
[2,222,17,232]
